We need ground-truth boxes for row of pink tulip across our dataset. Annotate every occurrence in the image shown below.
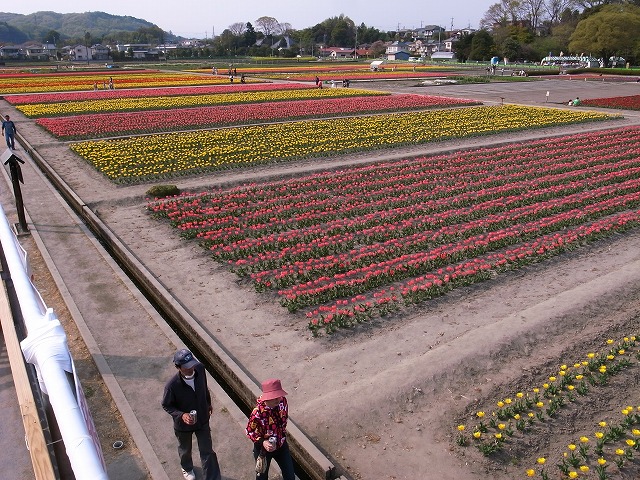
[148,127,640,333]
[307,211,640,333]
[250,177,640,289]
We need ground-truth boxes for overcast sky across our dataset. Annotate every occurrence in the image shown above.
[12,1,492,38]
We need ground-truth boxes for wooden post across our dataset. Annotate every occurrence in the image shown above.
[0,282,56,479]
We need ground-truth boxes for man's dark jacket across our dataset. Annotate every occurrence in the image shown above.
[162,363,212,431]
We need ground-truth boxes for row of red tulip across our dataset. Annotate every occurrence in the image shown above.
[307,211,640,333]
[36,94,480,139]
[158,129,638,224]
[171,146,640,250]
[276,192,640,308]
[147,127,640,333]
[250,178,640,289]
[189,161,640,271]
[4,82,312,105]
[581,94,640,111]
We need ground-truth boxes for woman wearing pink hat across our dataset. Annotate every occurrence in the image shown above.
[245,378,295,480]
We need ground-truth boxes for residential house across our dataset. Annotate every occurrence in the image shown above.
[0,46,23,60]
[386,41,411,61]
[445,28,476,52]
[115,43,153,59]
[354,47,371,59]
[409,39,445,57]
[319,47,355,59]
[71,45,91,61]
[386,41,409,54]
[387,50,410,61]
[24,45,49,60]
[157,44,179,56]
[90,44,111,61]
[42,43,58,59]
[412,25,446,41]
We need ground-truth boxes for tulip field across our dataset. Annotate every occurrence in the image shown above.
[3,83,313,105]
[147,127,640,335]
[36,94,481,139]
[0,70,249,94]
[17,86,385,117]
[70,105,612,183]
[190,64,463,82]
[582,94,640,111]
[8,64,640,480]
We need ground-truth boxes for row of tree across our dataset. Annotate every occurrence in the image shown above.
[19,0,640,65]
[469,0,640,65]
[212,15,392,58]
[209,0,640,65]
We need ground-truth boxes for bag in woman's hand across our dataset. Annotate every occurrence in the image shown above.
[255,450,267,474]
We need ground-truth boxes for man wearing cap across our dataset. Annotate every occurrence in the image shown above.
[162,349,222,480]
[245,378,295,480]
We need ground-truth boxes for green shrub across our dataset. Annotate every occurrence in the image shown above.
[146,184,180,198]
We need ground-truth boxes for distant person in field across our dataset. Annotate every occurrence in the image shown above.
[2,114,16,150]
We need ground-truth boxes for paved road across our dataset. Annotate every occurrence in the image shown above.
[360,75,640,106]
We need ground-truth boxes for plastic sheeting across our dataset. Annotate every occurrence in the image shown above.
[0,203,108,479]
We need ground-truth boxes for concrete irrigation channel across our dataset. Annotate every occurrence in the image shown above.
[6,119,346,479]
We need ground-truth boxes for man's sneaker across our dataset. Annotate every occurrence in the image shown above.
[181,468,196,480]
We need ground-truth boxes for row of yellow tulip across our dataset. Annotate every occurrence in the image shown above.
[0,72,235,94]
[17,87,385,117]
[70,105,613,183]
[457,336,640,479]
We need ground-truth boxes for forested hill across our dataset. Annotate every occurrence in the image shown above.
[0,11,170,44]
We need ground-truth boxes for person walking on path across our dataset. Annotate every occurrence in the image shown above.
[2,115,16,150]
[246,379,295,480]
[162,349,222,480]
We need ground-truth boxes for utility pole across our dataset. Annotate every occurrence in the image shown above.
[354,24,358,61]
[85,31,91,65]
